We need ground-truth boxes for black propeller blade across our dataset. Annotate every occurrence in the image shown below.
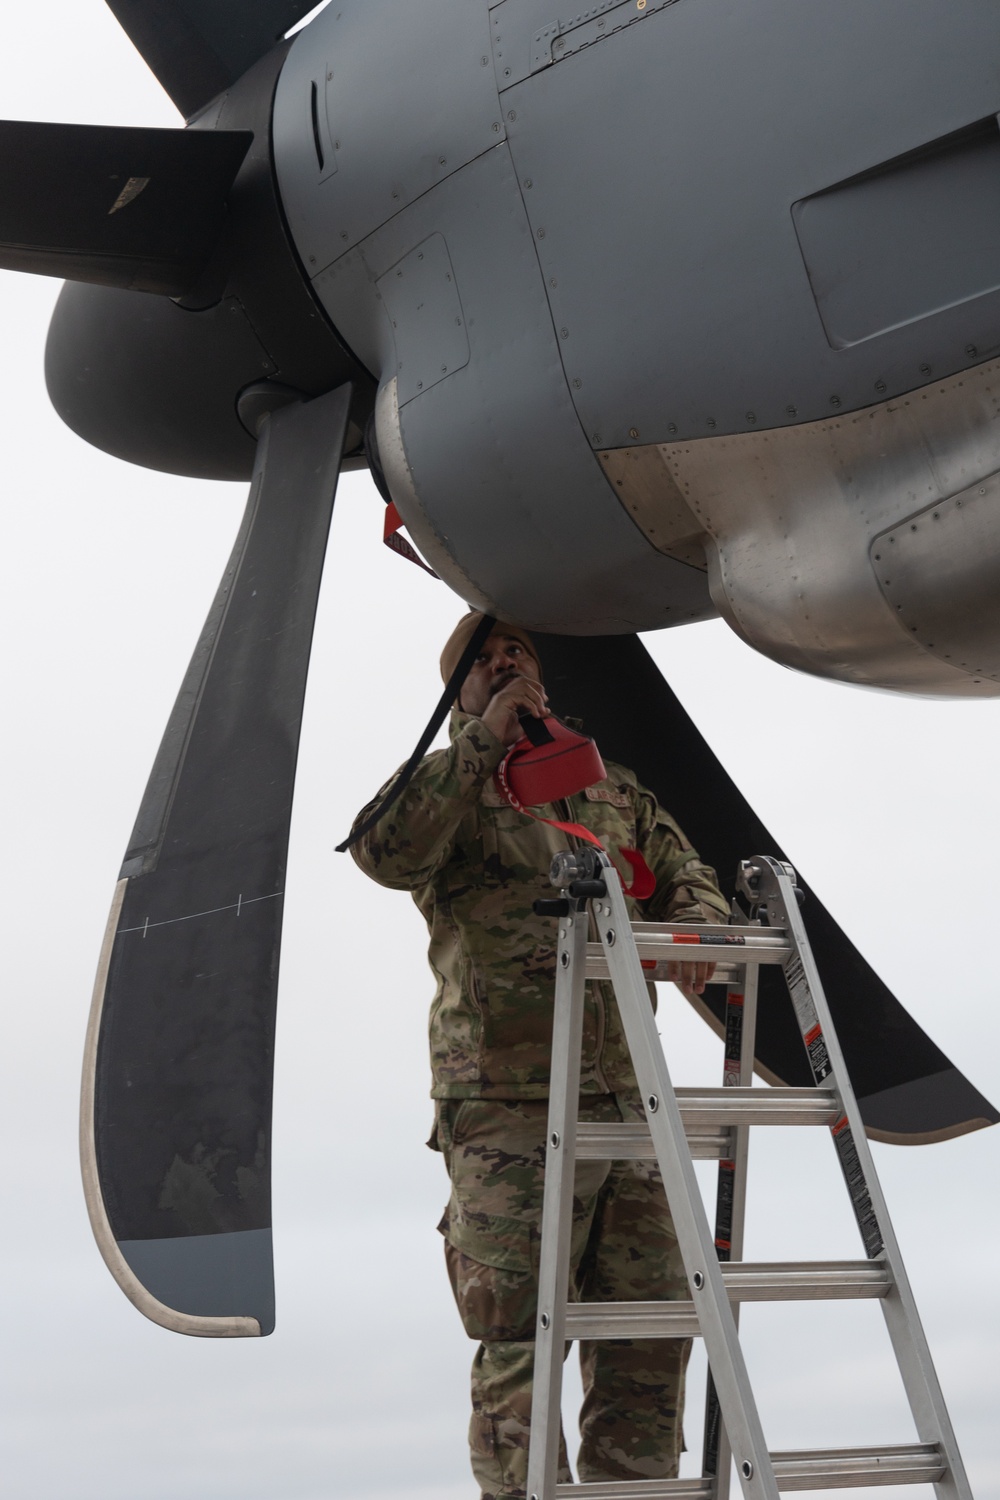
[0,121,251,294]
[80,384,351,1337]
[106,0,318,118]
[533,632,998,1145]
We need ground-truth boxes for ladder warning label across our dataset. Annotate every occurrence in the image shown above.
[803,1022,832,1083]
[786,956,832,1081]
[832,1116,884,1256]
[674,933,747,945]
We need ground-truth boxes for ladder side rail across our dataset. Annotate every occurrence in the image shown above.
[704,960,760,1498]
[729,959,760,1251]
[756,857,972,1500]
[526,909,590,1500]
[596,861,780,1500]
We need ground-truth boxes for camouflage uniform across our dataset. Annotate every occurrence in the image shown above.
[351,710,728,1497]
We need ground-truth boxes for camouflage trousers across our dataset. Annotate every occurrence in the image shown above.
[433,1094,691,1499]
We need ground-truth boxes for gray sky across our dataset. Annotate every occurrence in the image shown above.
[1,7,996,1498]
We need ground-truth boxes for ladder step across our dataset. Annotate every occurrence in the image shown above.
[555,1481,712,1498]
[721,1259,891,1300]
[565,1301,702,1339]
[677,1087,840,1127]
[769,1442,946,1489]
[575,1089,838,1160]
[584,923,791,983]
[564,1261,890,1337]
[550,1444,944,1496]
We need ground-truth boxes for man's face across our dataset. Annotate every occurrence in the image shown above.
[459,633,542,716]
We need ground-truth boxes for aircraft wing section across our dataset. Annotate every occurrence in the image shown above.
[534,633,998,1145]
[106,0,318,117]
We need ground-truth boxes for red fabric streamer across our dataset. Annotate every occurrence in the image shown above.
[494,752,656,899]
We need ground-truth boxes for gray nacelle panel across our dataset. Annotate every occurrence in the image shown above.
[491,0,680,89]
[495,0,1000,445]
[313,143,713,632]
[273,0,504,271]
[872,472,1000,685]
[376,234,471,404]
[646,360,1000,696]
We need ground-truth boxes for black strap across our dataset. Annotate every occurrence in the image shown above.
[517,709,555,748]
[336,613,497,852]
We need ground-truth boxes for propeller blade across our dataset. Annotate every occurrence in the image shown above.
[106,0,319,118]
[0,121,251,294]
[534,632,998,1145]
[80,384,352,1337]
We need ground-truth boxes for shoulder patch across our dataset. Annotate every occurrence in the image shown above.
[584,785,631,809]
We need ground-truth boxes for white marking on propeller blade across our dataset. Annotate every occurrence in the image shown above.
[108,176,150,214]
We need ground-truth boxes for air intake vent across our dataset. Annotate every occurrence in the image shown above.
[793,116,1000,349]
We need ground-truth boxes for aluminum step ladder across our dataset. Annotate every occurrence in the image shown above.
[525,851,972,1500]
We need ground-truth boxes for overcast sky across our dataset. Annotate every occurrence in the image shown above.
[1,7,996,1499]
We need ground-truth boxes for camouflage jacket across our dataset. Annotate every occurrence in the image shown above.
[351,711,728,1099]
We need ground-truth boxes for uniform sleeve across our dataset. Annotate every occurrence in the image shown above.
[349,718,506,891]
[632,786,729,924]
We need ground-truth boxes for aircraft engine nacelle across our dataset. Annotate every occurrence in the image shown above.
[273,0,1000,689]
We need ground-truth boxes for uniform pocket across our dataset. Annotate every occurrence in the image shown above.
[436,1099,547,1275]
[440,1199,536,1275]
[429,1099,474,1170]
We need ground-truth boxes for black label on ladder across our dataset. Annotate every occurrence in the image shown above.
[832,1116,884,1256]
[714,1159,735,1260]
[723,991,744,1085]
[702,1378,723,1476]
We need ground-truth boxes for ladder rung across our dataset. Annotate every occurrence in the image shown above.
[576,1122,660,1160]
[555,1481,712,1498]
[575,1122,752,1163]
[551,1444,946,1496]
[584,924,791,983]
[565,1301,701,1338]
[625,921,790,951]
[721,1259,891,1300]
[564,1261,889,1337]
[769,1442,945,1489]
[626,921,782,938]
[586,953,789,982]
[679,1087,839,1127]
[575,1090,839,1161]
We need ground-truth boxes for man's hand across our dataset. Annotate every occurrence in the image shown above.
[481,675,550,747]
[666,960,716,996]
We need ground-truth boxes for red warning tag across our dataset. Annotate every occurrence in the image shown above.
[383,501,440,577]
